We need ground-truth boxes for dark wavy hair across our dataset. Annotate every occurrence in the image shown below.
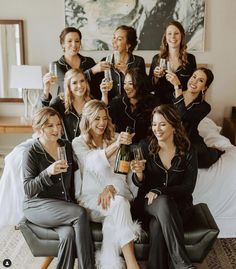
[115,25,138,53]
[196,67,214,89]
[148,104,190,155]
[158,21,188,68]
[124,68,149,101]
[59,27,82,45]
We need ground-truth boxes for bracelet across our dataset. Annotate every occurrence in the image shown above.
[104,185,115,193]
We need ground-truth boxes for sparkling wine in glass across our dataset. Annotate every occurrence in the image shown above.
[104,54,113,90]
[57,146,67,162]
[113,50,120,66]
[132,145,144,161]
[159,58,168,72]
[49,63,58,84]
[104,69,113,90]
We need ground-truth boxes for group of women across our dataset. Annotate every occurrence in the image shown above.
[0,20,224,269]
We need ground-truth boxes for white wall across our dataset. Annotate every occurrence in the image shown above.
[0,0,236,125]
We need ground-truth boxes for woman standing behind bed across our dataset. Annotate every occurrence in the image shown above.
[22,107,95,269]
[101,68,154,144]
[131,104,197,269]
[149,20,196,104]
[166,67,224,168]
[42,68,91,142]
[72,100,140,269]
[100,25,147,103]
[42,26,109,99]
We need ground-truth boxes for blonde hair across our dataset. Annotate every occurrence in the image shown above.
[79,100,115,149]
[32,107,62,132]
[60,68,90,114]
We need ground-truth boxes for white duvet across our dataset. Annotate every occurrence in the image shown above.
[193,117,236,238]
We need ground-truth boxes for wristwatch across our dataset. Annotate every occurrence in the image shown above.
[174,84,182,90]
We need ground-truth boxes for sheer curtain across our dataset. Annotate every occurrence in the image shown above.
[0,24,18,97]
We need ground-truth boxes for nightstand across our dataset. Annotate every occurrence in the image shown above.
[0,116,32,133]
[222,117,236,145]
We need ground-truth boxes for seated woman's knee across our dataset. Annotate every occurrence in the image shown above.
[146,195,174,215]
[58,226,75,243]
[111,195,130,209]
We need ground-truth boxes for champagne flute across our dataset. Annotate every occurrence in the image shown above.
[103,54,113,91]
[49,62,58,84]
[132,145,144,161]
[57,146,67,162]
[113,50,120,66]
[104,69,113,91]
[159,58,168,73]
[154,58,167,78]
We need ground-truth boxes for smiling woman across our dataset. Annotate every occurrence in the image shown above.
[41,68,91,142]
[0,20,25,101]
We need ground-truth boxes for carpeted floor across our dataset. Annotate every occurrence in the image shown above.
[0,226,235,269]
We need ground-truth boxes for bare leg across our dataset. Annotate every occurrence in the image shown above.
[122,241,140,269]
[39,257,54,269]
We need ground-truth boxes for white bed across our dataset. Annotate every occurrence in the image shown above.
[193,117,236,238]
[0,118,236,238]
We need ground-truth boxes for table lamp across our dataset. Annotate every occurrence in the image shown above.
[10,65,43,119]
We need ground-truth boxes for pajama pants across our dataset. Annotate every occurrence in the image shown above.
[24,198,95,269]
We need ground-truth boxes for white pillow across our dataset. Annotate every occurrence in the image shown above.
[198,117,232,149]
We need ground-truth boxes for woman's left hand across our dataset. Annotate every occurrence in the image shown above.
[145,191,158,205]
[165,70,181,87]
[98,185,117,210]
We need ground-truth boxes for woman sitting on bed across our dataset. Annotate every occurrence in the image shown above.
[166,67,224,168]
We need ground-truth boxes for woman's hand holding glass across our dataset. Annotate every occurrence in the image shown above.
[100,78,113,93]
[131,145,146,181]
[43,64,58,98]
[165,71,181,88]
[153,58,169,78]
[91,61,111,74]
[46,160,68,176]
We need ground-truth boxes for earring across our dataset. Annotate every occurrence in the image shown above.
[201,91,205,101]
[126,46,129,52]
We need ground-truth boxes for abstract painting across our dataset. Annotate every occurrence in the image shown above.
[65,0,205,51]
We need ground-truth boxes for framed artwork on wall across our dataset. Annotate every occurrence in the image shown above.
[64,0,205,52]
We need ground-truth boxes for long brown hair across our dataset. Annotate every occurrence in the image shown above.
[79,100,115,149]
[148,104,190,155]
[158,21,188,68]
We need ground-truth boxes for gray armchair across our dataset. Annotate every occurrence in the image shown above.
[19,203,219,268]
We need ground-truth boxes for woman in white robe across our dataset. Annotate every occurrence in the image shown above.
[72,99,140,269]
